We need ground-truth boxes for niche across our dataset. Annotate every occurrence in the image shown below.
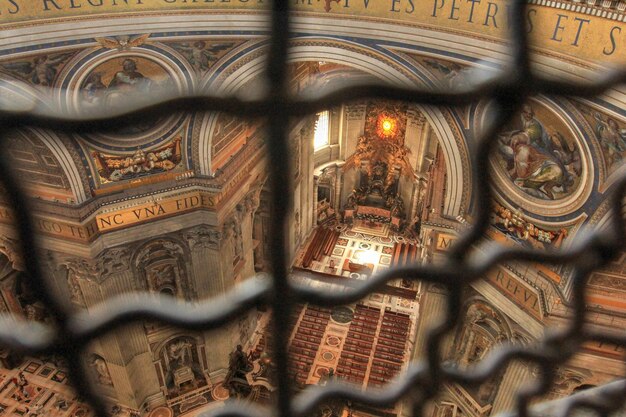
[135,240,190,298]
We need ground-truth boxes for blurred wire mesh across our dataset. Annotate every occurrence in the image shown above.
[1,1,626,417]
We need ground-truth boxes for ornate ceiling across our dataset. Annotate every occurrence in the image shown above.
[0,6,621,244]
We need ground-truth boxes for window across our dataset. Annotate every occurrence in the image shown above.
[314,110,330,150]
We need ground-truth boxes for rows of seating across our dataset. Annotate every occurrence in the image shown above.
[288,305,331,385]
[368,310,411,388]
[279,303,412,391]
[392,242,418,266]
[301,227,340,268]
[337,304,381,386]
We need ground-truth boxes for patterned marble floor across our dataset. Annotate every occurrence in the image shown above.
[301,222,418,279]
[0,358,92,417]
[288,226,420,395]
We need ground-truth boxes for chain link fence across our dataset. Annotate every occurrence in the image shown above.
[1,1,626,416]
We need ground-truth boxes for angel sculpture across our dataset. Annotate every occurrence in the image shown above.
[423,59,468,90]
[172,41,234,72]
[1,53,73,86]
[95,34,151,51]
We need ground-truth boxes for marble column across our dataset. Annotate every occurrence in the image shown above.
[184,226,226,299]
[490,359,532,414]
[313,177,319,225]
[56,247,163,410]
[412,283,448,361]
[334,168,343,211]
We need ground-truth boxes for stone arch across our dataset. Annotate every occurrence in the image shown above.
[451,298,513,367]
[196,40,470,216]
[29,128,90,203]
[3,127,88,204]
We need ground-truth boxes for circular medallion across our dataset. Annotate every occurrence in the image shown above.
[148,406,173,417]
[321,351,336,362]
[477,98,594,217]
[331,306,354,324]
[63,50,189,150]
[211,382,230,401]
[326,336,341,347]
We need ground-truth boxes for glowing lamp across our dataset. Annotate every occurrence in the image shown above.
[376,114,398,138]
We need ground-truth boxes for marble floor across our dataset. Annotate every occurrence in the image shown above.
[0,358,92,417]
[282,223,423,415]
[297,222,419,276]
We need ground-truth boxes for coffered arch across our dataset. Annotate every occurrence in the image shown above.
[196,39,471,217]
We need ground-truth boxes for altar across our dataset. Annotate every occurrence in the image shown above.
[345,204,402,231]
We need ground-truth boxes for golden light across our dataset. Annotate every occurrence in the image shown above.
[382,120,392,132]
[376,113,398,138]
[356,249,379,265]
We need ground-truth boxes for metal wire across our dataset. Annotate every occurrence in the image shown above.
[1,0,626,416]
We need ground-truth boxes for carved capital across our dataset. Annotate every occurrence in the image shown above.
[184,225,222,250]
[318,167,336,185]
[407,106,426,127]
[96,247,131,280]
[60,258,96,306]
[300,115,318,139]
[62,258,99,282]
[243,188,261,215]
[0,236,23,271]
[345,102,367,121]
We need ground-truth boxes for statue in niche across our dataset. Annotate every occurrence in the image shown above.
[149,264,177,291]
[91,356,113,386]
[167,339,192,369]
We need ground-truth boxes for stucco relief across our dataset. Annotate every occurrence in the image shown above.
[1,52,76,88]
[169,40,241,74]
[59,260,92,306]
